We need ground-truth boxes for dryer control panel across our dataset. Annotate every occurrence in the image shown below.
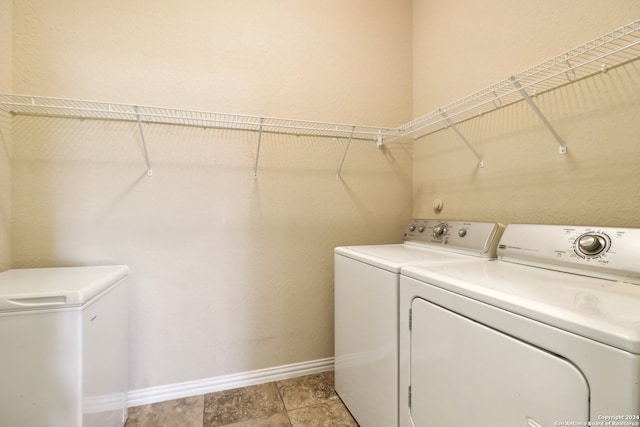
[498,224,640,284]
[403,220,504,258]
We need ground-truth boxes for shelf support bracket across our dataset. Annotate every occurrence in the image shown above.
[492,91,503,109]
[511,77,567,154]
[336,126,356,181]
[439,109,484,168]
[253,118,264,179]
[564,55,577,81]
[134,106,153,176]
[376,130,384,148]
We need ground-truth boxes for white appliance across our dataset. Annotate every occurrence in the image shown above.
[334,220,503,427]
[0,265,130,427]
[399,224,640,427]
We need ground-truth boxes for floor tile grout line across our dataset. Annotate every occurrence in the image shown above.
[201,392,205,427]
[273,380,294,426]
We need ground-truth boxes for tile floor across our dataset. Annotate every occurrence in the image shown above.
[125,371,359,427]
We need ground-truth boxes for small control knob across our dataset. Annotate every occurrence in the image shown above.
[409,224,416,232]
[433,223,448,239]
[578,234,607,255]
[458,228,467,237]
[418,225,426,233]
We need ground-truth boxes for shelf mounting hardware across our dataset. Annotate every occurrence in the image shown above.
[134,106,153,176]
[376,130,384,148]
[492,91,503,109]
[439,109,484,168]
[253,117,264,179]
[511,77,567,154]
[564,54,577,81]
[336,126,356,181]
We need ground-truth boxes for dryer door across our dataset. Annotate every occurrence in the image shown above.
[410,298,589,427]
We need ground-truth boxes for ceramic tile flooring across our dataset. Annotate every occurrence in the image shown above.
[125,371,359,427]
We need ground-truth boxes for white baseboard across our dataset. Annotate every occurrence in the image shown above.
[127,357,335,408]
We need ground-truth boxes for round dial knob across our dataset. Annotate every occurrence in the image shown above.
[433,223,448,239]
[577,234,607,256]
[418,225,426,233]
[409,224,416,232]
[458,228,467,237]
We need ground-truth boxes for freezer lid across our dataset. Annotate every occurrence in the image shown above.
[0,265,129,312]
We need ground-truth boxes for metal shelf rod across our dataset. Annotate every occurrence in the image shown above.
[134,106,153,176]
[511,77,567,154]
[336,126,356,181]
[440,110,484,168]
[253,118,264,179]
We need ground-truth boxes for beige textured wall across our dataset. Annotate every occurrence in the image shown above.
[0,0,11,271]
[11,1,412,390]
[412,0,640,227]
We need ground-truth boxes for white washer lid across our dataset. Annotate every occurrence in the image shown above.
[335,244,486,273]
[0,265,129,312]
[402,261,640,354]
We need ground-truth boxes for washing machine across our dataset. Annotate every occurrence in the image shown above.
[399,224,640,427]
[0,265,130,427]
[334,219,504,427]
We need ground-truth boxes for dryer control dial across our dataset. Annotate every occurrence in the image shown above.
[573,230,611,259]
[577,233,607,256]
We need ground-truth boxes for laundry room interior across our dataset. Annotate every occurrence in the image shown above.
[1,0,639,425]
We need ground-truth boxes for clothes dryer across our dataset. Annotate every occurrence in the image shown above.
[399,224,640,427]
[335,219,503,427]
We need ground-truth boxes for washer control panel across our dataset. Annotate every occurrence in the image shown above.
[498,224,640,284]
[403,219,504,257]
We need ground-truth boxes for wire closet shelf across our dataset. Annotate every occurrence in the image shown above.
[394,19,640,145]
[0,94,400,143]
[0,19,639,172]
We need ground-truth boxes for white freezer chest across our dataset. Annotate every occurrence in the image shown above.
[0,265,129,427]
